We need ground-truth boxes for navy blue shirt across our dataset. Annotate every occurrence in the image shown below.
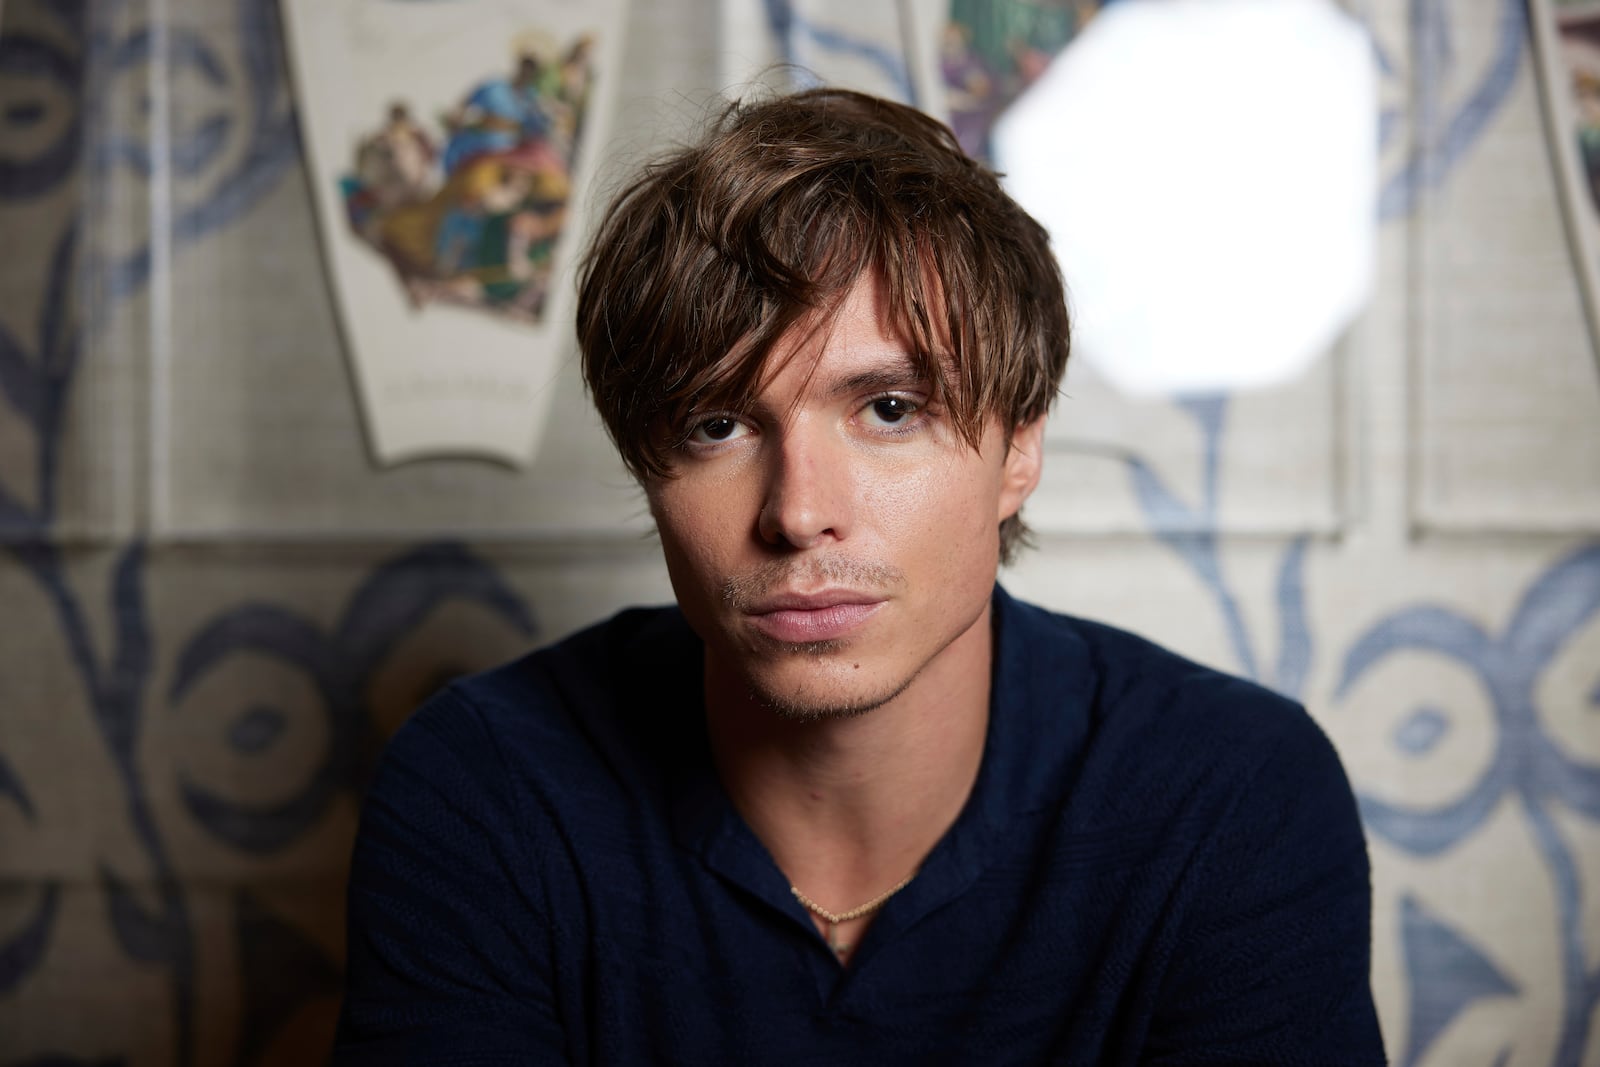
[333,588,1384,1065]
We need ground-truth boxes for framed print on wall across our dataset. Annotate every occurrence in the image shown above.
[280,0,626,466]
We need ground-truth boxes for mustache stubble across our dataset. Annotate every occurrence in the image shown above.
[721,555,905,611]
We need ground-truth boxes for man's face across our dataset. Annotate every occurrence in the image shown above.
[646,274,1044,719]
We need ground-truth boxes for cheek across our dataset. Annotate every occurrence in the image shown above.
[649,483,748,584]
[648,450,764,548]
[864,455,1002,559]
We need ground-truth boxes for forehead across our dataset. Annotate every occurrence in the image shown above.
[758,275,924,399]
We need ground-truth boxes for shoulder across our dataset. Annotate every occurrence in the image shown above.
[351,602,698,940]
[1087,616,1315,753]
[380,603,695,800]
[1000,589,1318,745]
[997,588,1349,813]
[996,594,1381,1053]
[420,602,689,728]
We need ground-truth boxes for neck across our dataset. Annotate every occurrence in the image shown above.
[704,601,993,910]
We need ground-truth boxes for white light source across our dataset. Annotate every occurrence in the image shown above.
[991,0,1377,396]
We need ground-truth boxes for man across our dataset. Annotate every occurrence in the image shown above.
[333,88,1384,1064]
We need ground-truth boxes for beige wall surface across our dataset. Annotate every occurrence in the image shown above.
[1,0,1597,1064]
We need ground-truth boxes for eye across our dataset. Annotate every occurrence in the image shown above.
[687,416,752,445]
[862,395,921,428]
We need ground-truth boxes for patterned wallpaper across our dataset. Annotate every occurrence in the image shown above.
[0,0,1597,1063]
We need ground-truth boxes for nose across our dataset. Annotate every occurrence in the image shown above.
[757,424,852,549]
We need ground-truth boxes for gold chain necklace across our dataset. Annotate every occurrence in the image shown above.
[790,871,916,960]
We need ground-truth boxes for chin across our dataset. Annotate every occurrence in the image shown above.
[742,653,916,722]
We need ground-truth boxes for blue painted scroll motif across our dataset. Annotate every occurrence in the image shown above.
[1337,546,1600,1066]
[1376,0,1525,221]
[0,2,536,1062]
[760,0,916,103]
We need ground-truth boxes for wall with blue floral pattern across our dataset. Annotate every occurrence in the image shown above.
[1,0,1597,1063]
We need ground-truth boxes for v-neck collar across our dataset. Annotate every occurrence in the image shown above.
[654,584,1096,970]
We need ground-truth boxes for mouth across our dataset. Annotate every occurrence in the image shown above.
[743,591,886,644]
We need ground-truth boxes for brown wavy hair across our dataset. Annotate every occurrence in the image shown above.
[576,87,1070,561]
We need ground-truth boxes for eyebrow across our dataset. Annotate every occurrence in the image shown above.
[824,360,926,397]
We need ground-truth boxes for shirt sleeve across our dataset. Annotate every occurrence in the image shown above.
[330,686,567,1066]
[1143,699,1388,1066]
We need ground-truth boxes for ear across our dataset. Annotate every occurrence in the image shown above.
[997,416,1047,522]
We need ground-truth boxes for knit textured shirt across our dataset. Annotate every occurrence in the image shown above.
[333,587,1385,1065]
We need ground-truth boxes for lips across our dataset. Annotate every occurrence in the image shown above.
[744,592,885,643]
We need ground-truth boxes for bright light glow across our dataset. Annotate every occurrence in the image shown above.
[992,0,1377,396]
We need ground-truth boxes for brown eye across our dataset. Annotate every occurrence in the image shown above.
[866,396,919,426]
[688,416,751,446]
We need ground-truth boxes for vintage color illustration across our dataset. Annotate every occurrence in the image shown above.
[942,0,1102,160]
[280,0,625,467]
[339,36,595,322]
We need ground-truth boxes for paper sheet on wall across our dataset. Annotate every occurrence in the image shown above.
[280,0,626,466]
